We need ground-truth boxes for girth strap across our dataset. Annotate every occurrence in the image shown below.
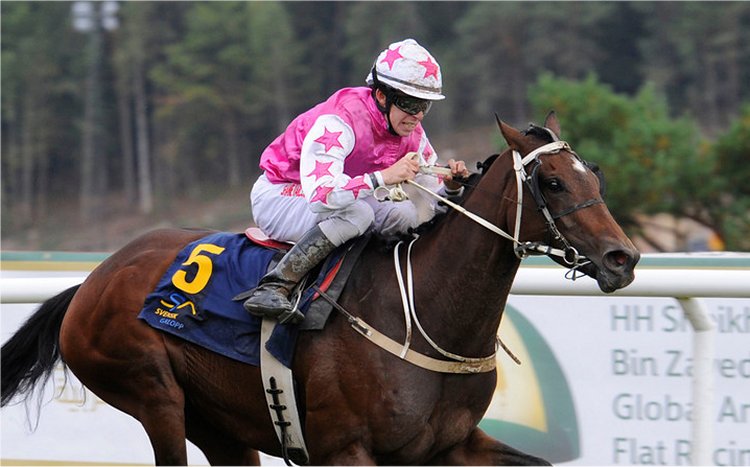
[260,319,310,465]
[313,285,497,374]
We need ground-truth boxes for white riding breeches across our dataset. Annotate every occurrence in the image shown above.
[251,174,430,246]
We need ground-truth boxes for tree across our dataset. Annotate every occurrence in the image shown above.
[528,73,713,250]
[285,2,349,101]
[452,2,532,126]
[636,2,750,133]
[111,2,162,214]
[706,104,750,250]
[77,1,108,222]
[2,2,749,251]
[1,2,85,231]
[244,2,303,136]
[451,2,616,128]
[150,2,300,193]
[341,2,424,87]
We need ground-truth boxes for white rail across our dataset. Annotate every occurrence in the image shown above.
[2,264,749,466]
[2,267,748,303]
[1,277,86,303]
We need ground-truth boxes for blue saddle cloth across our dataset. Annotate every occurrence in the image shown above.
[137,232,341,368]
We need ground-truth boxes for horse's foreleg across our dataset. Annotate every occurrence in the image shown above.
[431,428,551,466]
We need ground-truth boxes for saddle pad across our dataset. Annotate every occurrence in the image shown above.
[137,232,346,367]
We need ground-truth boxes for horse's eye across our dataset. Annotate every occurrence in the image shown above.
[544,178,564,193]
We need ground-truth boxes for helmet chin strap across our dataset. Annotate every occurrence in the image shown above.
[382,97,399,136]
[370,67,401,136]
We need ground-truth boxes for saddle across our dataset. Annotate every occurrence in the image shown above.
[243,227,292,251]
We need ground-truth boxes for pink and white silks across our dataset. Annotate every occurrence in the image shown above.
[250,86,452,246]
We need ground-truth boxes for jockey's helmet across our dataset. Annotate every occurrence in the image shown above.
[366,38,445,101]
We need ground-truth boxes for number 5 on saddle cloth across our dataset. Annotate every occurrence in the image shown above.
[137,230,369,368]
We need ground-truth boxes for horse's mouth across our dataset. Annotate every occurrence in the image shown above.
[597,271,635,293]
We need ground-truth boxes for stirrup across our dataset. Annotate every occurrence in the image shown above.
[245,301,304,325]
[242,284,305,325]
[277,307,304,325]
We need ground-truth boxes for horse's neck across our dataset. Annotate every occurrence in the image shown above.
[437,150,520,282]
[409,154,522,353]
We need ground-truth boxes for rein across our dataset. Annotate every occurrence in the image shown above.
[393,237,512,364]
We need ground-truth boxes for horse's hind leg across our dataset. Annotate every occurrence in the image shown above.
[58,228,218,465]
[61,313,191,464]
[71,355,191,465]
[431,428,551,466]
[138,386,189,465]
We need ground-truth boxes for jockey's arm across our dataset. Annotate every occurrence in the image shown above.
[299,115,378,213]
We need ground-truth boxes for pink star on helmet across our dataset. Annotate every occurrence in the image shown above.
[306,160,334,181]
[419,56,439,80]
[310,185,334,204]
[314,127,344,152]
[380,46,403,70]
[342,176,370,198]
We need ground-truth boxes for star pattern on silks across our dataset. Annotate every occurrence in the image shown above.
[380,46,403,70]
[419,56,439,80]
[342,176,370,198]
[314,127,344,152]
[310,185,334,204]
[306,160,334,181]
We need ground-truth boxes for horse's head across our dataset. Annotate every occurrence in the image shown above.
[496,111,639,292]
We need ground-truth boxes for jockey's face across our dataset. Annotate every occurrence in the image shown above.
[375,89,425,137]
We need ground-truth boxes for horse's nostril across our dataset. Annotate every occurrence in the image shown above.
[606,250,631,268]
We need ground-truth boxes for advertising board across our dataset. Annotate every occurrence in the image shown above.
[491,295,749,466]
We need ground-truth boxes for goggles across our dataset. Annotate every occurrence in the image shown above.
[391,93,432,116]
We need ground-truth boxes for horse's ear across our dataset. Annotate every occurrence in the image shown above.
[495,114,522,150]
[543,110,561,138]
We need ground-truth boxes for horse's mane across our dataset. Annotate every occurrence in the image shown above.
[522,124,555,143]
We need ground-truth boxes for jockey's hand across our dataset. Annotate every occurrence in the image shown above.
[444,159,469,191]
[381,152,420,185]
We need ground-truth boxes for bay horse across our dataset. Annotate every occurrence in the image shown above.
[2,113,639,465]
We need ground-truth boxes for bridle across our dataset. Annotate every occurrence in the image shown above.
[408,136,604,272]
[510,140,604,266]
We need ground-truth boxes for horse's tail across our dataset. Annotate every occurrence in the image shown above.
[1,284,80,407]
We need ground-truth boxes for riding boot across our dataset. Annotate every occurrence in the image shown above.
[243,226,337,324]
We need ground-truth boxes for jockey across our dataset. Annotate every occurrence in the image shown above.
[244,38,470,324]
